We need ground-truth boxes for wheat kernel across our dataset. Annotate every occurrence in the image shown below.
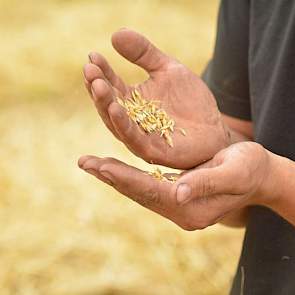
[117,89,186,147]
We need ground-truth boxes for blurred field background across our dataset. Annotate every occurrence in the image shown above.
[0,0,244,294]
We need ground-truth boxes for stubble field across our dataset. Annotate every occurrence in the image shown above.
[0,1,244,294]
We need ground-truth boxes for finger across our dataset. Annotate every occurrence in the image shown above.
[111,28,172,74]
[88,52,128,94]
[78,155,171,211]
[172,165,235,204]
[84,78,92,97]
[83,63,107,83]
[83,63,107,99]
[83,64,121,138]
[78,155,113,185]
[91,79,120,139]
[108,102,155,161]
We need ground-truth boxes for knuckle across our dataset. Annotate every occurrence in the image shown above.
[178,214,215,231]
[195,174,216,198]
[178,216,209,231]
[179,220,208,231]
[193,218,211,230]
[178,221,196,231]
[133,42,153,65]
[92,79,109,97]
[196,223,210,230]
[103,157,116,164]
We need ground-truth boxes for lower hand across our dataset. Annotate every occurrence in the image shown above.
[78,142,272,230]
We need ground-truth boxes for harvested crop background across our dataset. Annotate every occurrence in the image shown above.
[0,0,244,294]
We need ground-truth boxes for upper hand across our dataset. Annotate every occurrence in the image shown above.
[78,142,272,230]
[83,28,230,169]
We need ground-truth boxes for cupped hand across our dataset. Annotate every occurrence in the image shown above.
[83,28,230,169]
[78,142,272,230]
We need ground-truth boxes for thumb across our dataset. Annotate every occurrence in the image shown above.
[111,28,172,73]
[172,166,234,204]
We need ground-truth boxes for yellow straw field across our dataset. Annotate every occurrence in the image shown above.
[0,1,244,294]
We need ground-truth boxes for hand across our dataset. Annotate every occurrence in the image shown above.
[83,28,230,169]
[78,142,272,230]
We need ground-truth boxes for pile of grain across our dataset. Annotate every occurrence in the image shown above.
[117,90,187,182]
[148,167,179,183]
[117,90,186,148]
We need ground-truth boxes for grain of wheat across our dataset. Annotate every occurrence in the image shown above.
[117,89,186,147]
[148,167,179,183]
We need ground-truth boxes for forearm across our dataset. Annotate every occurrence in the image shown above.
[260,151,295,226]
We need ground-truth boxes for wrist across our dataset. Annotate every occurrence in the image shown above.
[256,149,293,210]
[227,125,250,144]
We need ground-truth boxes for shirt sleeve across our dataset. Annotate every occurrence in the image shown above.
[202,0,252,121]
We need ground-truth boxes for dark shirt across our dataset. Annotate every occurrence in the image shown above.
[202,0,295,294]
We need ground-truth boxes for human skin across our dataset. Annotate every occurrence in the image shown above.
[78,141,295,229]
[80,29,295,229]
[83,29,230,169]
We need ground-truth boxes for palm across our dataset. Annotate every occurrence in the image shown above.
[84,29,229,169]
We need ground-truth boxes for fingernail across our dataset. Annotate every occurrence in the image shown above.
[99,170,114,186]
[176,183,192,204]
[88,53,93,63]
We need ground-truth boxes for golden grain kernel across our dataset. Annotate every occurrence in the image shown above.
[148,167,179,183]
[166,135,174,147]
[168,176,178,183]
[116,90,186,147]
[179,128,187,136]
